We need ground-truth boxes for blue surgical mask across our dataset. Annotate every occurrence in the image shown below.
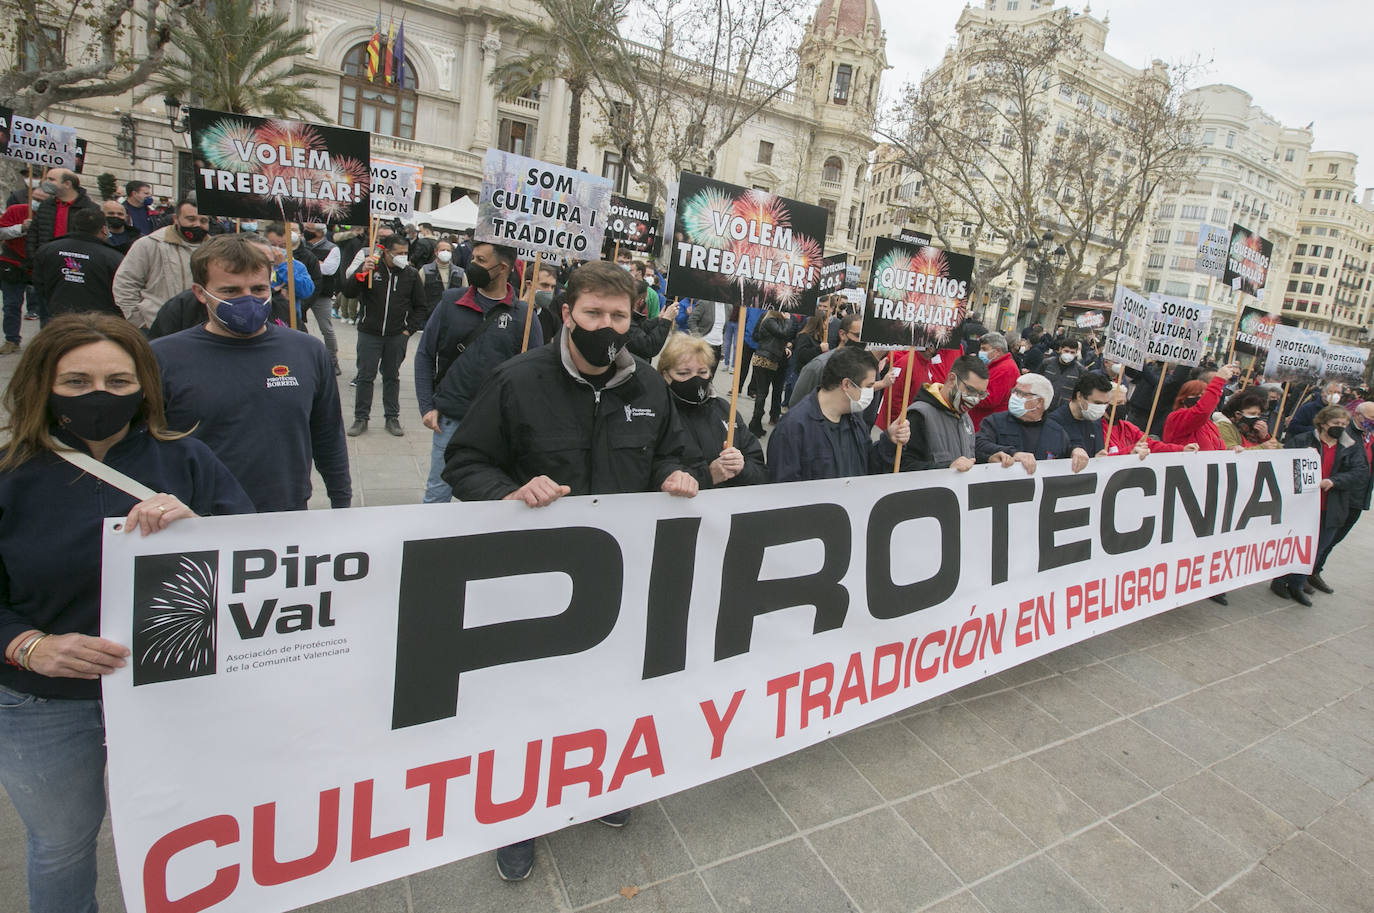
[978,350,991,364]
[1008,394,1029,418]
[205,288,272,335]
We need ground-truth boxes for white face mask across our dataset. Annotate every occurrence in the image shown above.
[847,381,874,414]
[436,250,452,264]
[1327,393,1342,405]
[391,254,410,270]
[1081,402,1108,421]
[1060,352,1076,364]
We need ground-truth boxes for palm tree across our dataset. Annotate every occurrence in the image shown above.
[487,0,630,169]
[139,0,327,119]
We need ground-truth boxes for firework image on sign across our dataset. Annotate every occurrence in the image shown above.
[669,172,827,313]
[1222,224,1272,296]
[1264,325,1328,384]
[1195,223,1229,279]
[603,196,659,255]
[1233,305,1295,360]
[477,149,612,257]
[862,237,973,349]
[190,109,371,222]
[1322,345,1368,385]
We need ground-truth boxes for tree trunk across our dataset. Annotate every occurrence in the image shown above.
[565,81,584,170]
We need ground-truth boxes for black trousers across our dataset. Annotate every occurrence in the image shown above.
[750,364,785,430]
[354,330,408,420]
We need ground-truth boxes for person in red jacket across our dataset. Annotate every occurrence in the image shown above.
[1102,383,1196,457]
[970,331,1022,430]
[876,341,963,430]
[1162,363,1240,451]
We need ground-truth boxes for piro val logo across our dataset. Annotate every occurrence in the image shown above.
[132,551,219,685]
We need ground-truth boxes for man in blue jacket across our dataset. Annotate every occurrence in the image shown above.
[768,346,909,482]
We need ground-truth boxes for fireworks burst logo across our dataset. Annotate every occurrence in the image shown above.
[132,551,219,686]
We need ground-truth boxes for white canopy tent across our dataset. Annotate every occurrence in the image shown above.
[415,195,478,231]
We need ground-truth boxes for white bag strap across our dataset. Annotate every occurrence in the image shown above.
[55,448,158,501]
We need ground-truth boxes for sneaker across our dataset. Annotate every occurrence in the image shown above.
[349,376,358,386]
[0,341,18,355]
[495,840,535,881]
[385,418,404,437]
[598,809,632,828]
[347,419,367,436]
[1307,573,1333,594]
[23,312,37,321]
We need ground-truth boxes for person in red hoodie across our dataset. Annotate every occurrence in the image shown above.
[1102,383,1197,457]
[970,331,1021,430]
[0,185,50,353]
[1162,363,1240,451]
[876,340,963,430]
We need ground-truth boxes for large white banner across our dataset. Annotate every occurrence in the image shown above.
[102,453,1318,913]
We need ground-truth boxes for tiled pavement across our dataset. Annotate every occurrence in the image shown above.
[1,318,1372,912]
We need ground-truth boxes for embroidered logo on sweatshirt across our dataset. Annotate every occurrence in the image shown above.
[266,364,300,388]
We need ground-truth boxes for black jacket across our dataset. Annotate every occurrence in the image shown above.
[414,283,540,421]
[674,395,768,489]
[26,190,100,262]
[627,310,673,358]
[753,313,795,365]
[341,260,427,336]
[443,331,689,500]
[790,333,824,376]
[32,232,124,316]
[1041,357,1086,410]
[421,259,466,315]
[1287,429,1370,530]
[1039,402,1105,460]
[976,411,1045,462]
[408,236,437,270]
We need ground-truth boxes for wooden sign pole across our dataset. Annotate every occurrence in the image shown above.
[1143,361,1167,440]
[1273,381,1294,436]
[891,345,917,472]
[367,216,379,290]
[724,306,748,448]
[1103,395,1122,454]
[519,251,542,353]
[284,223,297,330]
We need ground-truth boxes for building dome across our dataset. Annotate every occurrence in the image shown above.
[812,0,882,39]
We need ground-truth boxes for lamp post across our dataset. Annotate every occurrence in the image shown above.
[1024,230,1065,329]
[162,95,191,135]
[115,111,137,165]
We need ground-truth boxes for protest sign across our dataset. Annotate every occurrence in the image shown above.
[1233,305,1294,362]
[669,172,827,314]
[862,236,973,349]
[1222,224,1272,296]
[476,149,611,258]
[817,254,848,294]
[0,108,79,170]
[102,451,1317,913]
[1264,325,1328,383]
[602,195,659,255]
[1195,223,1229,279]
[1103,285,1150,371]
[1322,344,1368,385]
[1146,294,1212,366]
[897,228,932,246]
[190,109,371,222]
[369,159,419,220]
[373,155,423,195]
[1075,310,1105,330]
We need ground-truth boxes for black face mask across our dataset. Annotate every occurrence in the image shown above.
[49,390,144,441]
[180,225,209,243]
[568,318,629,367]
[1323,425,1347,441]
[1182,396,1201,409]
[465,262,494,289]
[105,217,126,232]
[669,375,712,406]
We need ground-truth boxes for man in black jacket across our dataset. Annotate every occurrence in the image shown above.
[420,239,465,320]
[26,168,100,323]
[441,259,696,882]
[32,208,124,317]
[340,233,426,436]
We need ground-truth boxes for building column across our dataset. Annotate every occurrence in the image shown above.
[543,74,569,165]
[457,24,482,148]
[475,30,501,151]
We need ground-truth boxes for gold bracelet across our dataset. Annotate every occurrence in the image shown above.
[7,631,41,667]
[18,633,49,672]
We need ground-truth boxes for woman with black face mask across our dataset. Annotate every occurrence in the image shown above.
[1272,404,1369,604]
[659,334,768,488]
[0,314,253,913]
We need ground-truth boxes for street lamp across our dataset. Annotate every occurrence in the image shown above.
[1024,230,1066,329]
[114,110,137,165]
[163,95,190,134]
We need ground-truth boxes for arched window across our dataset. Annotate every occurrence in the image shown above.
[339,43,418,139]
[823,156,843,185]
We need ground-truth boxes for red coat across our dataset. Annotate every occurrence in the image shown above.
[878,347,963,429]
[969,352,1021,431]
[1104,417,1189,455]
[1162,375,1228,451]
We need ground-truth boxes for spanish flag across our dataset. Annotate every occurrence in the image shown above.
[383,18,396,85]
[364,13,381,83]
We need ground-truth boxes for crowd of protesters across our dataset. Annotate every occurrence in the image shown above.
[1,169,1372,906]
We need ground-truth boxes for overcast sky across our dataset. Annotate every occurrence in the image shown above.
[875,0,1370,188]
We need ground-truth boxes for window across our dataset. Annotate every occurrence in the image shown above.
[1195,284,1208,299]
[1181,205,1207,220]
[833,65,852,105]
[1144,278,1161,293]
[822,156,843,185]
[758,140,774,165]
[1212,208,1227,222]
[1225,132,1235,148]
[1324,188,1333,199]
[819,199,837,236]
[1285,148,1294,162]
[1296,244,1307,255]
[498,118,536,156]
[1165,280,1190,296]
[601,151,626,194]
[1147,253,1165,268]
[17,24,63,71]
[1291,261,1303,273]
[1325,246,1335,258]
[1157,204,1176,219]
[1202,129,1216,144]
[1328,162,1339,174]
[1300,281,1313,293]
[1315,284,1324,295]
[1152,228,1171,243]
[340,44,418,138]
[1288,280,1299,292]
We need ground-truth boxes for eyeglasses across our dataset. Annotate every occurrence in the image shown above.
[958,380,988,404]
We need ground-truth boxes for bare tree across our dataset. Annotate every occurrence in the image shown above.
[0,0,194,118]
[881,11,1202,328]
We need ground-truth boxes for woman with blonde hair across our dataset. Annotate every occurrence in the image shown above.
[659,333,767,488]
[0,314,252,913]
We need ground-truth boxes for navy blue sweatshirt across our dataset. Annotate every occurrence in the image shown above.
[153,324,352,511]
[0,429,254,700]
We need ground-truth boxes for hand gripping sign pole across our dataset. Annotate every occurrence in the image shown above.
[520,252,543,353]
[891,346,917,473]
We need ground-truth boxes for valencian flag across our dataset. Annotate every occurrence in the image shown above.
[365,13,381,83]
[862,236,974,349]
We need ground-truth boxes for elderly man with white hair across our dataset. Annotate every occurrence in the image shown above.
[974,372,1054,472]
